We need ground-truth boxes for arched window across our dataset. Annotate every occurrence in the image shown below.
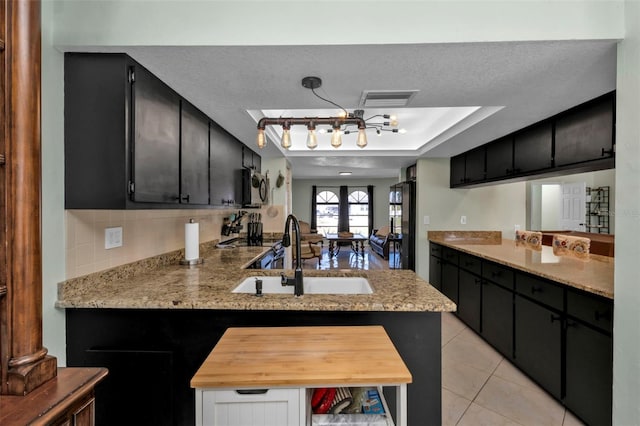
[348,190,369,236]
[315,190,339,235]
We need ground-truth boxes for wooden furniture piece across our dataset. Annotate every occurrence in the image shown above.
[0,367,108,425]
[1,0,58,396]
[191,326,412,426]
[325,233,368,258]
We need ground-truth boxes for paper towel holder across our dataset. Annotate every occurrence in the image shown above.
[181,218,204,266]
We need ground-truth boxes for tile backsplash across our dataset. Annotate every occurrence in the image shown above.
[65,206,285,279]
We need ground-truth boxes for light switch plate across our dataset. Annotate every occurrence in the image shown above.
[423,215,430,225]
[105,227,123,249]
[460,215,467,225]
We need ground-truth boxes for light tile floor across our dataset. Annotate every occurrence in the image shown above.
[442,312,586,426]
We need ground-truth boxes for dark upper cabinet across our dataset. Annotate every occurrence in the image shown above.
[242,146,261,173]
[513,123,553,173]
[64,52,245,209]
[131,65,181,204]
[555,94,615,167]
[450,154,466,186]
[485,136,513,179]
[464,146,486,183]
[180,102,210,205]
[65,53,132,209]
[450,147,485,186]
[450,91,615,188]
[210,121,243,207]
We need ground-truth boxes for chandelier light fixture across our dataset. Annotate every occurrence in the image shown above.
[256,76,399,150]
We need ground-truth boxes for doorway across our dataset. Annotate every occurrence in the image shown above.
[529,182,586,231]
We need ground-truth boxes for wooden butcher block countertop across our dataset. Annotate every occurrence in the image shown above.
[190,325,412,389]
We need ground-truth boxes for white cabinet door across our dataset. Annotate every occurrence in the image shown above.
[198,388,304,426]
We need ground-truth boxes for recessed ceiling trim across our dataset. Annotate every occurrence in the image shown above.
[359,90,419,108]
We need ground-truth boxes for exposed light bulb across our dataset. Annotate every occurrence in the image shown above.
[398,128,407,134]
[256,128,266,149]
[306,129,318,149]
[331,128,342,148]
[356,128,368,148]
[389,114,398,127]
[281,128,292,149]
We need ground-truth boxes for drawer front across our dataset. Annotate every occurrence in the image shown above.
[429,243,442,257]
[567,289,613,333]
[482,261,514,289]
[515,272,563,311]
[201,388,303,426]
[442,247,459,265]
[459,252,481,275]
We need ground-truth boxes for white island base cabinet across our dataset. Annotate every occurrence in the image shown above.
[197,388,305,426]
[191,326,411,426]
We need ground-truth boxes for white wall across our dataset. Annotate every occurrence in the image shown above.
[291,178,398,231]
[415,158,526,279]
[613,1,640,423]
[41,0,66,365]
[52,1,624,47]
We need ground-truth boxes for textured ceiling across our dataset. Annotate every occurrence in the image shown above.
[76,40,617,178]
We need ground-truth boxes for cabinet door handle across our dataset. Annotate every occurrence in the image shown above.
[601,147,614,157]
[550,314,562,323]
[474,278,482,285]
[595,310,611,321]
[181,194,190,203]
[531,286,543,294]
[236,389,269,395]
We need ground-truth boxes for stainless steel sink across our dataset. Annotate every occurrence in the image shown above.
[232,276,373,294]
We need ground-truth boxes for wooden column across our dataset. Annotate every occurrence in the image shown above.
[1,0,57,395]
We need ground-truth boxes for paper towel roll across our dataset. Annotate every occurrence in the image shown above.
[185,220,199,260]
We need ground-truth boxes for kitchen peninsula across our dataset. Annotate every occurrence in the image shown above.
[56,242,455,425]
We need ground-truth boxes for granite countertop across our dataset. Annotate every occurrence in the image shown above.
[56,242,455,312]
[428,231,614,299]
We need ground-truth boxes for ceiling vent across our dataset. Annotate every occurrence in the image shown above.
[359,90,419,108]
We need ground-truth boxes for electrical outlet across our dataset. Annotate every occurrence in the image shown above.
[460,215,467,225]
[514,224,521,232]
[423,215,430,225]
[105,227,123,249]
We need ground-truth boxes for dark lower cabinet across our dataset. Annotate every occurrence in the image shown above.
[481,280,514,359]
[66,309,443,426]
[429,254,442,291]
[84,348,174,426]
[457,269,481,332]
[514,295,562,399]
[441,261,459,304]
[565,320,612,426]
[435,245,613,425]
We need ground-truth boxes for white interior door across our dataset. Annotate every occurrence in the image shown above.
[559,182,586,231]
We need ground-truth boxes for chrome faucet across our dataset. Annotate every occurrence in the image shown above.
[280,214,304,296]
